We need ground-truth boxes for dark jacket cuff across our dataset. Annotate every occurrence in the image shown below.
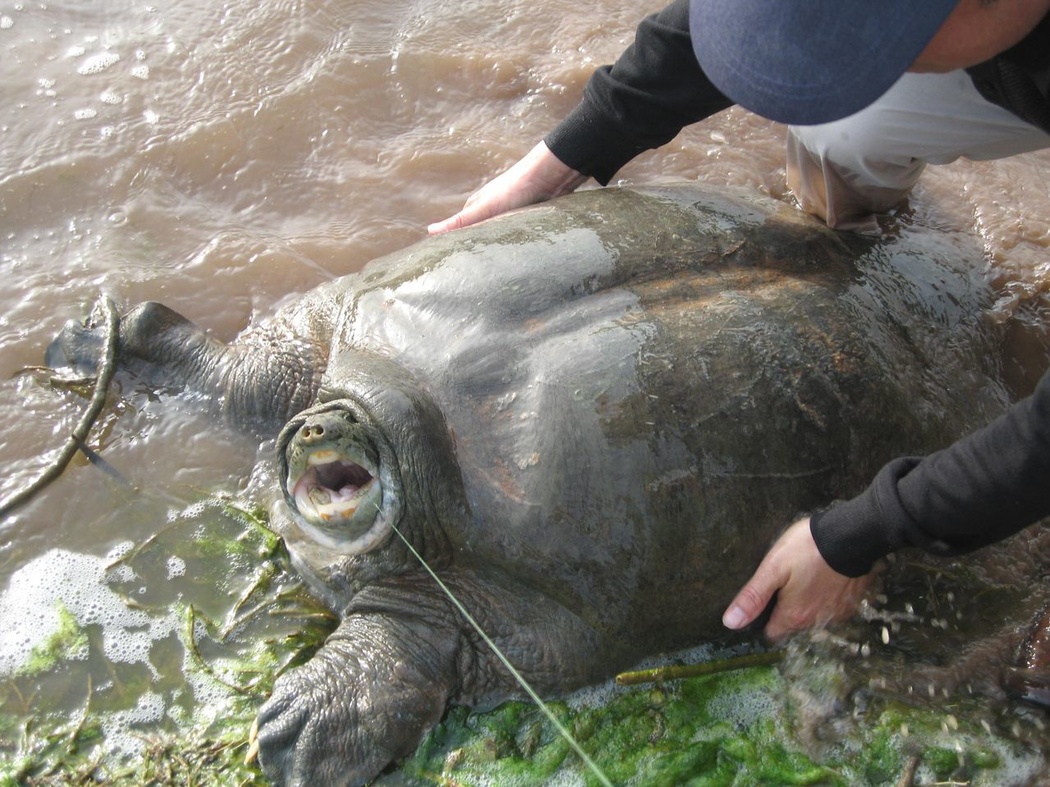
[810,457,921,577]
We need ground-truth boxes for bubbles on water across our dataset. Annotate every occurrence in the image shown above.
[107,562,135,584]
[76,51,121,76]
[100,691,166,758]
[108,540,135,562]
[166,555,186,579]
[0,549,174,678]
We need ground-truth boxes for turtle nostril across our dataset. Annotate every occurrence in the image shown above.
[300,422,325,442]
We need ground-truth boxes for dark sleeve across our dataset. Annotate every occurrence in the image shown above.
[543,0,734,185]
[811,368,1050,577]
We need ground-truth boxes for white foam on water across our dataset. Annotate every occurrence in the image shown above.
[703,672,781,729]
[166,555,186,579]
[107,540,135,562]
[0,545,243,759]
[76,51,120,75]
[100,690,166,758]
[0,549,175,678]
[541,771,586,787]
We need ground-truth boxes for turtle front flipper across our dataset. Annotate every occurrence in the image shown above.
[48,300,228,390]
[254,582,465,787]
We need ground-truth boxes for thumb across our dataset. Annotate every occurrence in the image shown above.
[722,564,782,630]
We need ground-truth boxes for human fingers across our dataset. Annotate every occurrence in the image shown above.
[762,557,876,640]
[428,142,585,235]
[427,200,492,235]
[722,557,785,631]
[427,176,535,235]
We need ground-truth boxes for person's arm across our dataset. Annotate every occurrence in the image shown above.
[726,368,1050,639]
[815,368,1050,578]
[429,0,733,235]
[544,0,732,184]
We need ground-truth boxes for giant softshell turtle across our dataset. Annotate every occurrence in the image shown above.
[48,186,1011,785]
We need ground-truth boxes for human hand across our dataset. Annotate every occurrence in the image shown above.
[427,141,588,234]
[722,517,877,640]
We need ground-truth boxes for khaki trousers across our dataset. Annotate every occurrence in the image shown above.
[787,69,1050,231]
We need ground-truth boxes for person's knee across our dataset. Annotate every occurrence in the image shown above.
[789,122,922,188]
[786,122,924,230]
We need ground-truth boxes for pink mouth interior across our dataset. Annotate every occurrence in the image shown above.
[295,460,374,503]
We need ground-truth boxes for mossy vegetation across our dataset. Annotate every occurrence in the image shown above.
[0,499,334,787]
[394,659,1039,787]
[1,501,1047,786]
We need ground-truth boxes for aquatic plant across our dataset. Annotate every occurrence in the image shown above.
[1,500,1046,786]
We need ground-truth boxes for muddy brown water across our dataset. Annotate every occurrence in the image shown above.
[2,0,1050,779]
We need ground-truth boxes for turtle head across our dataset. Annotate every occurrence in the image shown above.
[277,398,403,556]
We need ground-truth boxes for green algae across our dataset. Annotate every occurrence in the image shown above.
[394,662,1041,787]
[16,602,89,678]
[2,500,1048,786]
[396,666,844,786]
[0,498,334,787]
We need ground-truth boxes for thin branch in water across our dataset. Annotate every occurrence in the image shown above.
[895,754,920,787]
[615,649,784,686]
[0,296,121,520]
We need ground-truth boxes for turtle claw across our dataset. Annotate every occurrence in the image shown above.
[1004,667,1050,708]
[46,316,107,374]
[245,717,260,765]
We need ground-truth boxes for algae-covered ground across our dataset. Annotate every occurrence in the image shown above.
[1,499,1048,786]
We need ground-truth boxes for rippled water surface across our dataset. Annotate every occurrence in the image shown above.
[2,0,1050,782]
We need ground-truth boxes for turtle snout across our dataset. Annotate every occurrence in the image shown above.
[298,417,329,445]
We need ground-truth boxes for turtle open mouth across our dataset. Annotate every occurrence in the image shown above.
[291,452,380,524]
[278,401,399,555]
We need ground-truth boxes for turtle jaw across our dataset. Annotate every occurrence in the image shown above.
[290,450,383,534]
[278,402,401,556]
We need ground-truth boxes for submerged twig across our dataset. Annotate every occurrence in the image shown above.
[182,605,256,696]
[895,753,920,787]
[73,436,132,487]
[0,296,121,520]
[615,649,784,686]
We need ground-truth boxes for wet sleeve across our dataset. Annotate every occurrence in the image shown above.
[543,0,733,185]
[811,368,1050,577]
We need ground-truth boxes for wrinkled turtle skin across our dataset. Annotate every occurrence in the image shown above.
[48,186,1011,786]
